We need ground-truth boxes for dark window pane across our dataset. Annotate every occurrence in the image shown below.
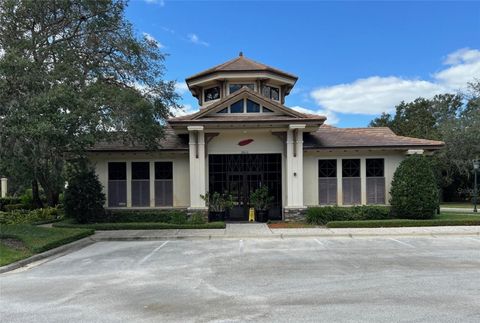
[246,99,260,113]
[229,84,254,94]
[155,180,173,206]
[204,86,220,102]
[230,99,244,113]
[262,106,274,113]
[108,162,126,180]
[217,107,228,113]
[342,159,360,177]
[132,162,149,180]
[271,87,279,101]
[318,159,337,178]
[155,162,173,179]
[366,158,384,177]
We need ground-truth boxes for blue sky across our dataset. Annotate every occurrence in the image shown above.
[126,0,480,127]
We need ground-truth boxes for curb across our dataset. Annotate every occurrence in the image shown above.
[0,237,96,274]
[92,230,480,241]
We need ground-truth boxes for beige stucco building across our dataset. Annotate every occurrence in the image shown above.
[89,54,444,221]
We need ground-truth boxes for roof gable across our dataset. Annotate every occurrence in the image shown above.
[186,54,298,82]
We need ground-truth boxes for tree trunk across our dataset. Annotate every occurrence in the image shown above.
[46,190,60,207]
[31,179,43,208]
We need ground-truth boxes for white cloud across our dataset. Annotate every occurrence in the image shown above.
[310,48,480,116]
[142,32,164,48]
[188,33,209,47]
[144,0,165,6]
[174,104,198,116]
[174,82,189,95]
[291,105,339,125]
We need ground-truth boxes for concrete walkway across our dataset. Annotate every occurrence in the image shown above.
[92,223,480,241]
[441,207,478,213]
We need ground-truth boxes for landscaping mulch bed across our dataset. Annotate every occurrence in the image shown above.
[268,222,317,229]
[0,238,27,251]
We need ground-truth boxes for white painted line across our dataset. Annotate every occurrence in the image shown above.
[239,239,245,254]
[389,238,415,248]
[138,241,169,265]
[314,238,325,246]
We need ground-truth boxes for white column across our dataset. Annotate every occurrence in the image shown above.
[336,159,343,206]
[126,161,132,207]
[1,178,7,198]
[149,162,155,207]
[285,124,306,208]
[361,158,367,205]
[188,126,207,210]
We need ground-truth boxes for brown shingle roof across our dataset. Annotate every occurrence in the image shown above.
[304,125,445,150]
[185,54,298,82]
[88,127,188,152]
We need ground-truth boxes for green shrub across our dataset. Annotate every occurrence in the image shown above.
[0,207,62,225]
[0,197,21,211]
[390,155,439,219]
[64,167,105,224]
[102,209,186,223]
[188,212,206,224]
[170,212,187,224]
[3,203,25,212]
[306,206,392,225]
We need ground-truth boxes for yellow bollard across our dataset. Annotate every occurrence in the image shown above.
[248,208,255,222]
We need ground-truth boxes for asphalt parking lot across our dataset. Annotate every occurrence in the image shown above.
[1,236,480,322]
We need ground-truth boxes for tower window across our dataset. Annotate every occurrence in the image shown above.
[204,86,220,102]
[262,85,280,101]
[229,83,254,94]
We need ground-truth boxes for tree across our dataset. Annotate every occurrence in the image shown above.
[369,88,479,201]
[390,155,439,219]
[0,0,180,206]
[64,166,105,223]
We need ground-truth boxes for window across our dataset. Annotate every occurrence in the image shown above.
[131,162,150,207]
[246,99,260,113]
[318,160,337,205]
[155,162,173,206]
[217,107,228,114]
[204,86,220,102]
[366,158,385,204]
[262,85,280,101]
[230,99,244,113]
[342,159,361,205]
[108,162,127,207]
[262,106,274,113]
[229,83,254,94]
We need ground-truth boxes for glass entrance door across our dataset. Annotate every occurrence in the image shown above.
[209,154,282,221]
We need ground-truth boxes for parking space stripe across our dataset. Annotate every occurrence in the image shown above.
[314,238,325,247]
[138,241,169,265]
[389,238,415,248]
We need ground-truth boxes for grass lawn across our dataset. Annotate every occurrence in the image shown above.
[441,202,475,209]
[327,213,480,228]
[268,221,317,229]
[0,224,94,266]
[53,220,226,230]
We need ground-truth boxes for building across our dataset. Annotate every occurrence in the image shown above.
[88,53,444,221]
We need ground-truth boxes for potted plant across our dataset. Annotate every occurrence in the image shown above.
[201,192,233,222]
[250,186,274,223]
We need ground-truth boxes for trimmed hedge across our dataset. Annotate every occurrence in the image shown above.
[306,206,393,225]
[53,221,225,230]
[327,218,480,228]
[101,209,190,223]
